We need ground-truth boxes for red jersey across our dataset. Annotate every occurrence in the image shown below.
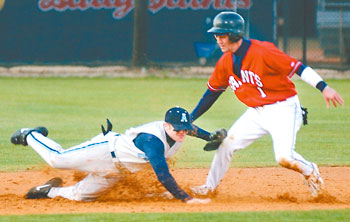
[207,39,301,107]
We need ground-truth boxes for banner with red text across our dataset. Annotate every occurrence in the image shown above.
[0,0,277,64]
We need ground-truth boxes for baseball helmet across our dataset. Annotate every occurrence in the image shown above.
[165,106,193,131]
[207,11,245,42]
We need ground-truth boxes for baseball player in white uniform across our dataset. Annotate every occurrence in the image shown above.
[10,107,213,204]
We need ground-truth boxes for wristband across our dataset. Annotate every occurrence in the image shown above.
[300,67,323,88]
[316,81,328,92]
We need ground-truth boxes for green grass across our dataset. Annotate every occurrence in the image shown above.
[1,210,350,222]
[0,77,349,170]
[0,77,349,220]
[0,77,240,170]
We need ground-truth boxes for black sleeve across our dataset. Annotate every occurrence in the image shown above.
[133,133,191,201]
[191,89,223,121]
[187,124,211,141]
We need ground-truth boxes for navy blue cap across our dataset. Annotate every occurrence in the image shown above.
[165,107,194,131]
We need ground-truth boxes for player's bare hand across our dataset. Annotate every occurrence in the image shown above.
[322,86,344,108]
[159,191,173,200]
[185,197,211,204]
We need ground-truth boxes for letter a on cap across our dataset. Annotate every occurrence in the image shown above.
[181,113,188,122]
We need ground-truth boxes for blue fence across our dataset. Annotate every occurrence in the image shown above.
[0,0,276,65]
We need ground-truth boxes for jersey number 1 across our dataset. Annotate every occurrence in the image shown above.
[257,87,266,98]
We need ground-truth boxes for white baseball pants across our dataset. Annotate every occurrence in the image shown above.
[26,132,119,201]
[206,95,315,190]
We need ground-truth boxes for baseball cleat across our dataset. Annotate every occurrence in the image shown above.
[26,177,63,199]
[304,163,325,197]
[190,184,213,196]
[10,127,48,146]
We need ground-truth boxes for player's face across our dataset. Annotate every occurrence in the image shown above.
[214,34,240,53]
[164,123,188,143]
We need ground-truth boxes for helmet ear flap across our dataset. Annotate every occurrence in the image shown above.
[228,33,242,42]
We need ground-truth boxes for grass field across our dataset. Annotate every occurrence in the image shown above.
[0,210,350,222]
[0,76,349,220]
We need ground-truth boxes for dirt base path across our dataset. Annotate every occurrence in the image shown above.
[1,167,350,215]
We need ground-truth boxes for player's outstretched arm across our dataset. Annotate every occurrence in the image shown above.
[297,65,344,108]
[134,133,194,201]
[187,124,212,141]
[322,86,344,108]
[191,89,223,122]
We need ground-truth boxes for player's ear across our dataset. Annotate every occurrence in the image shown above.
[163,122,171,132]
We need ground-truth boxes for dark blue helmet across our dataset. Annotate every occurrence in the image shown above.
[207,11,245,42]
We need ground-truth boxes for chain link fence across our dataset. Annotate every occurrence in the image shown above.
[276,0,350,70]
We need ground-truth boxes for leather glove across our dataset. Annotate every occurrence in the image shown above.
[203,128,227,151]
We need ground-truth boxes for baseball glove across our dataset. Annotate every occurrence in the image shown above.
[203,128,227,151]
[301,106,308,125]
[101,118,113,135]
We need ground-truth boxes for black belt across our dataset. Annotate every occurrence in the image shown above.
[110,134,120,159]
[111,151,117,158]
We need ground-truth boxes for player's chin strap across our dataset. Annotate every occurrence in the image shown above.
[101,118,113,135]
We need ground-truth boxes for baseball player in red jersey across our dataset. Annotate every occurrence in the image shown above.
[190,11,344,197]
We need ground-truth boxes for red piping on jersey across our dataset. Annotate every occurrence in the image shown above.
[288,61,302,78]
[207,82,226,92]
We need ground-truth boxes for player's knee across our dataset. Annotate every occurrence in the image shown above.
[222,133,239,149]
[47,159,60,168]
[46,155,66,169]
[218,136,235,154]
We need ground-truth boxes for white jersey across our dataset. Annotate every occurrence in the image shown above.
[24,120,186,201]
[109,121,182,164]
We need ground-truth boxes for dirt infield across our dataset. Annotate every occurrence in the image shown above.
[1,167,350,215]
